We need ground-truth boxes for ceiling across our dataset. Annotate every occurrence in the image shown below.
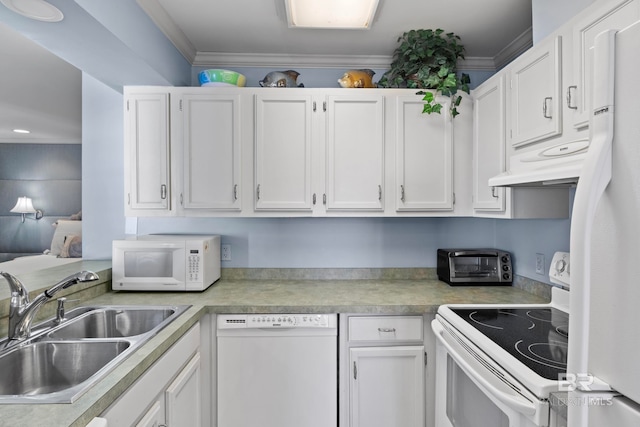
[0,22,81,144]
[0,0,533,144]
[140,0,533,68]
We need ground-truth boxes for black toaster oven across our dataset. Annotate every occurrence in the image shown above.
[437,249,512,286]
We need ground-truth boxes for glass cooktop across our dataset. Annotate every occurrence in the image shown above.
[452,307,568,380]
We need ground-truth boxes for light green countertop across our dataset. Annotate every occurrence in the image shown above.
[0,267,549,427]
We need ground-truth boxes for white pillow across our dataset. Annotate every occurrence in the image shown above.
[50,220,82,256]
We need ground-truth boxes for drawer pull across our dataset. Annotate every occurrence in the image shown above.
[378,327,396,333]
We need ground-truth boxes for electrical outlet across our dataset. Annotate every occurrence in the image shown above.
[535,253,545,275]
[221,244,231,261]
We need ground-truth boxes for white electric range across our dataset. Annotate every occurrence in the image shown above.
[432,254,571,427]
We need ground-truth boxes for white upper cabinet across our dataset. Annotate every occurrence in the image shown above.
[509,35,562,148]
[395,94,453,211]
[254,93,314,211]
[254,90,385,213]
[569,0,640,128]
[325,94,385,211]
[177,92,242,212]
[124,90,171,215]
[472,74,506,212]
[472,70,571,219]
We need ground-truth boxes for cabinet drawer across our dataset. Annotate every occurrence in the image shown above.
[348,316,423,342]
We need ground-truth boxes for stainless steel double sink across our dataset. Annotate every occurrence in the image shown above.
[0,304,190,403]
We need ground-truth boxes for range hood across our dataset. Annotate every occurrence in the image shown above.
[488,138,589,187]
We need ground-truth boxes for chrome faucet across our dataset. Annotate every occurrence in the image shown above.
[0,270,99,343]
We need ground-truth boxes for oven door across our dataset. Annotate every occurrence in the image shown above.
[432,317,550,427]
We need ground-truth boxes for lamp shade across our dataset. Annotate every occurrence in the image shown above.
[10,196,37,214]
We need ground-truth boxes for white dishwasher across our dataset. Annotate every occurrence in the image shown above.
[217,313,338,427]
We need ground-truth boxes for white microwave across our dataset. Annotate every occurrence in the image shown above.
[112,234,220,291]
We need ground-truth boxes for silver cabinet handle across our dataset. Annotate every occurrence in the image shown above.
[353,361,357,380]
[566,86,578,110]
[543,97,553,118]
[491,186,499,198]
[160,184,167,200]
[323,101,327,112]
[256,184,261,200]
[234,184,238,200]
[313,101,316,112]
[313,193,316,205]
[400,185,405,202]
[378,327,396,333]
[323,193,326,205]
[378,185,382,201]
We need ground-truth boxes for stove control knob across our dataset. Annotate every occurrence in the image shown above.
[555,258,567,274]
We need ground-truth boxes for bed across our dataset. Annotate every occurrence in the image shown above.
[0,219,83,276]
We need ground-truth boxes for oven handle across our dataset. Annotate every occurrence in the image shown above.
[432,320,537,417]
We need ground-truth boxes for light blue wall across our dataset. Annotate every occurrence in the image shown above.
[135,217,498,269]
[22,0,576,284]
[81,73,127,259]
[131,213,570,285]
[192,66,492,90]
[532,0,596,43]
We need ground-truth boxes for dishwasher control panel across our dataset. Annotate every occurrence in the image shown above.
[218,314,336,329]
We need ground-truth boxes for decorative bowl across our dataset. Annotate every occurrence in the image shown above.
[198,69,246,87]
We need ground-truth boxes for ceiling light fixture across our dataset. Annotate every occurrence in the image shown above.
[12,129,30,134]
[0,0,64,22]
[285,0,379,29]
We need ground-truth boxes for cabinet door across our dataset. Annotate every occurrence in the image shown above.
[135,401,164,427]
[395,95,453,211]
[180,93,241,211]
[473,75,506,211]
[570,0,640,128]
[255,94,313,211]
[510,36,562,147]
[165,352,201,427]
[124,92,170,212]
[350,346,425,427]
[326,95,384,211]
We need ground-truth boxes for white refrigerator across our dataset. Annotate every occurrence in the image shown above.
[568,21,640,426]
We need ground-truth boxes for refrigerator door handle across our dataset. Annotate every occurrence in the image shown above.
[568,29,616,377]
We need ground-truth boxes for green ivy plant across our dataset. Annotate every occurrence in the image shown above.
[377,28,471,117]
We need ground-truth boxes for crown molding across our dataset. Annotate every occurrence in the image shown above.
[194,51,497,72]
[193,52,393,69]
[136,0,197,63]
[493,27,533,70]
[458,57,497,71]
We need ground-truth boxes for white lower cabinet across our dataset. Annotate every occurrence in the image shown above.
[342,315,428,427]
[165,352,201,426]
[101,323,202,427]
[350,346,425,427]
[135,401,163,427]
